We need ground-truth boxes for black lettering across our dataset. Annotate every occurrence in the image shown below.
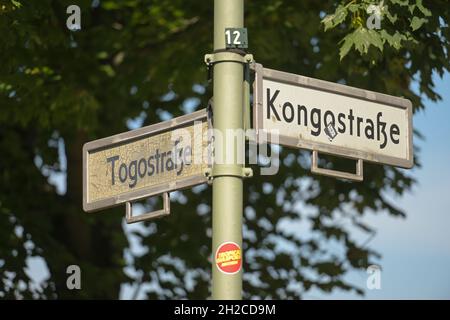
[106,155,119,185]
[147,156,155,176]
[138,158,147,178]
[166,151,174,172]
[348,109,355,135]
[324,110,335,126]
[119,163,127,183]
[297,105,308,126]
[155,149,161,174]
[365,119,375,139]
[184,146,192,166]
[160,151,166,173]
[377,112,387,149]
[390,124,400,144]
[173,139,181,170]
[128,160,138,188]
[267,89,281,121]
[310,108,321,136]
[282,102,294,123]
[357,116,363,137]
[337,113,346,133]
[177,157,184,176]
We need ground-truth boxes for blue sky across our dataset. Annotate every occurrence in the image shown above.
[307,71,450,299]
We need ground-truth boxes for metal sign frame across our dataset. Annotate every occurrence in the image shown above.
[252,63,413,169]
[83,109,211,213]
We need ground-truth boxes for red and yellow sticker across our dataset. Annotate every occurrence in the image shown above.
[215,242,242,274]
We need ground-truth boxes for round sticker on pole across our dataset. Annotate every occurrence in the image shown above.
[215,242,242,275]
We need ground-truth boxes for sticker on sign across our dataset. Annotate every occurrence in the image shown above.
[252,63,413,168]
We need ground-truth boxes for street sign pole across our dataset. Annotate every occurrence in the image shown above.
[212,0,244,299]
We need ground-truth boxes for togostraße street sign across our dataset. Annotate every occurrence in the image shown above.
[82,109,211,220]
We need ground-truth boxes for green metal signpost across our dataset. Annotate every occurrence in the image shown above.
[211,0,244,300]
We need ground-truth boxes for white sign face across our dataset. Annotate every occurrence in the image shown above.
[253,64,413,168]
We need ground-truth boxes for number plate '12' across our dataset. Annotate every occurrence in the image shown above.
[225,28,248,49]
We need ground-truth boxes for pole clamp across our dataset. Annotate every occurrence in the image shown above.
[204,52,254,66]
[204,166,253,181]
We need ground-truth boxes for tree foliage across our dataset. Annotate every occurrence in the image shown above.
[0,0,449,299]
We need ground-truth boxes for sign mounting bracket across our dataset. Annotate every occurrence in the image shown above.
[311,150,363,182]
[126,192,170,224]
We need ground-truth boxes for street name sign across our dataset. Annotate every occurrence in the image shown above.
[252,63,413,171]
[83,109,211,213]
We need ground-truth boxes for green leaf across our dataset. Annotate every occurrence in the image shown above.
[416,0,432,17]
[322,4,348,32]
[367,29,384,52]
[385,10,398,24]
[348,4,360,13]
[380,30,406,50]
[339,32,355,60]
[97,51,109,59]
[353,28,372,54]
[99,65,116,77]
[322,14,335,32]
[10,0,22,8]
[340,27,384,59]
[391,0,409,6]
[410,16,428,31]
[339,27,383,60]
[333,5,348,26]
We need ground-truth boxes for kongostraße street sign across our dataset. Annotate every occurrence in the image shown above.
[83,109,211,222]
[252,63,413,180]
